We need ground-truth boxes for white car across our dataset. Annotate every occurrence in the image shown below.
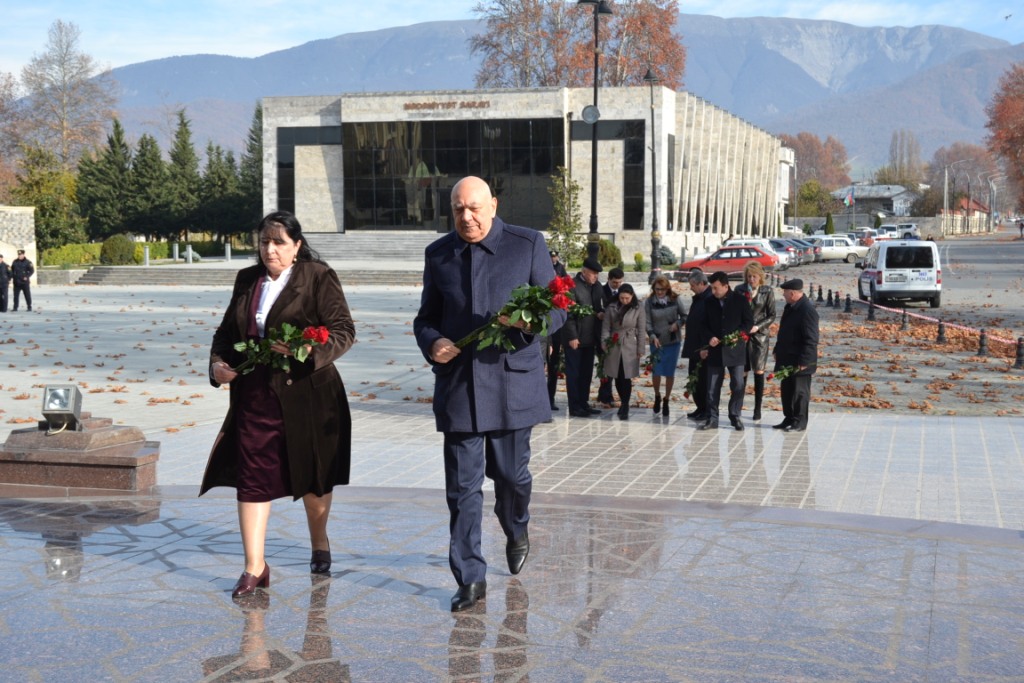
[807,236,869,263]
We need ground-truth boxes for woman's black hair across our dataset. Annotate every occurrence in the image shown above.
[616,283,639,310]
[255,211,325,266]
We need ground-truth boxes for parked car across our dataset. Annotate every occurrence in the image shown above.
[723,238,783,267]
[807,236,869,263]
[674,245,778,280]
[776,238,812,265]
[790,237,822,262]
[856,240,941,307]
[769,238,801,268]
[896,223,920,239]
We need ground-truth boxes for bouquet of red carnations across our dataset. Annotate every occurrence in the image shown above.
[455,275,592,352]
[233,323,330,375]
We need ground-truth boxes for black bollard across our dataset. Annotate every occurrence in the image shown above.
[844,294,852,313]
[900,309,909,331]
[826,289,833,307]
[978,329,989,357]
[817,285,824,303]
[936,321,947,344]
[833,290,842,309]
[867,301,876,321]
[1015,337,1024,370]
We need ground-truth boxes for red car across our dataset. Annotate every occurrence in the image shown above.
[675,245,778,280]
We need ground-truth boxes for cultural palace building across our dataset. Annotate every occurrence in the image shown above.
[262,87,792,262]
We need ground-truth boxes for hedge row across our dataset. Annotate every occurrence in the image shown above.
[43,241,253,266]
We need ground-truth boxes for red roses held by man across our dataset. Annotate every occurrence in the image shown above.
[767,365,798,381]
[455,275,593,352]
[233,323,331,374]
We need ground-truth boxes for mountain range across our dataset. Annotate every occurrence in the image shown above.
[109,14,1023,170]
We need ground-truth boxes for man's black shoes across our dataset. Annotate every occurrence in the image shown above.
[451,581,486,612]
[730,417,744,431]
[697,420,718,430]
[772,420,793,430]
[783,424,807,432]
[506,531,529,575]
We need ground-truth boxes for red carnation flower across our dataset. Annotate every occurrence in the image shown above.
[551,293,571,310]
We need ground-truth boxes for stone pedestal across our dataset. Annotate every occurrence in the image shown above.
[0,413,159,494]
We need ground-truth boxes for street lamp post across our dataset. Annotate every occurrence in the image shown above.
[644,67,660,282]
[578,0,613,264]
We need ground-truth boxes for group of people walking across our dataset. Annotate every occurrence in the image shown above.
[203,175,818,615]
[549,257,818,430]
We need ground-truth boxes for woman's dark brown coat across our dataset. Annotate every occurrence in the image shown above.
[200,261,355,499]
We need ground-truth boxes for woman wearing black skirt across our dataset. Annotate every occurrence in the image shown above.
[202,211,356,599]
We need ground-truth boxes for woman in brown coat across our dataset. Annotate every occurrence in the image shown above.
[601,284,646,420]
[202,211,356,599]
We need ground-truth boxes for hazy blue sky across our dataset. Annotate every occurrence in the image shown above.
[2,1,1020,76]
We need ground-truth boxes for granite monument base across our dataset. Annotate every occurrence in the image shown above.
[0,413,159,495]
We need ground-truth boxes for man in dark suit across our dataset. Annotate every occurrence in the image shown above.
[562,257,605,417]
[698,271,753,431]
[682,270,712,420]
[414,176,565,612]
[772,278,819,432]
[596,267,625,406]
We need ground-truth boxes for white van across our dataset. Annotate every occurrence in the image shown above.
[856,240,941,307]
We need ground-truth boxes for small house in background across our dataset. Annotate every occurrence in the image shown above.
[830,183,920,217]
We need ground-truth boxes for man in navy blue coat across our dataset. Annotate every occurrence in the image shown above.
[414,176,566,611]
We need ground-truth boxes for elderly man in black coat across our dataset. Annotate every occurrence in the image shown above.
[698,271,754,431]
[772,278,820,432]
[562,257,605,417]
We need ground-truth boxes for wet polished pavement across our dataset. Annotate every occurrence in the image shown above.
[2,284,1024,680]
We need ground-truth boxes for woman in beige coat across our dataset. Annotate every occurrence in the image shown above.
[601,284,646,420]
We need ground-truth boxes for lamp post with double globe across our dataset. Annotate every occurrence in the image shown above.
[578,0,613,264]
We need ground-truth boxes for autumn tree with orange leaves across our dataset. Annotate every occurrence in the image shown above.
[471,0,685,90]
[986,62,1024,212]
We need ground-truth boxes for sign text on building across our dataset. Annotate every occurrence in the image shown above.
[403,100,491,111]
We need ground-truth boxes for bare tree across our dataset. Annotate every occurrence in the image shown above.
[0,71,22,200]
[20,20,118,169]
[471,0,685,90]
[875,129,923,190]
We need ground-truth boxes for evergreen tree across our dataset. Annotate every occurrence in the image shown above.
[824,212,835,235]
[546,166,585,265]
[129,133,171,239]
[166,109,201,239]
[238,103,264,228]
[199,141,242,237]
[12,145,87,250]
[76,118,133,240]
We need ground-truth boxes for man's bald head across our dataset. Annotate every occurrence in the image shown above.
[451,176,498,244]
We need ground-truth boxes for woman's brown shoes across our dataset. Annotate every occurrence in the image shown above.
[231,564,270,599]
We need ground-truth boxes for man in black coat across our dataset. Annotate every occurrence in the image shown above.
[772,278,819,432]
[0,254,9,313]
[562,258,605,417]
[682,270,712,420]
[596,267,625,406]
[11,250,33,312]
[698,271,753,431]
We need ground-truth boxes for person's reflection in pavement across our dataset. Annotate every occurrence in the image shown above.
[448,609,487,680]
[202,575,350,681]
[494,579,529,681]
[775,430,815,509]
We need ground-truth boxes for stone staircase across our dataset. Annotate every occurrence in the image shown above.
[71,231,442,286]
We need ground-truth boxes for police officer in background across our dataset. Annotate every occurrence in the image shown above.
[11,249,33,312]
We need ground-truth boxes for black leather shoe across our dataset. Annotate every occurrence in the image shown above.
[783,424,807,432]
[687,410,707,420]
[506,531,529,575]
[697,420,718,430]
[569,409,592,418]
[772,421,794,430]
[451,581,487,612]
[730,418,744,431]
[653,396,662,413]
[310,549,332,574]
[550,404,560,411]
[586,406,602,415]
